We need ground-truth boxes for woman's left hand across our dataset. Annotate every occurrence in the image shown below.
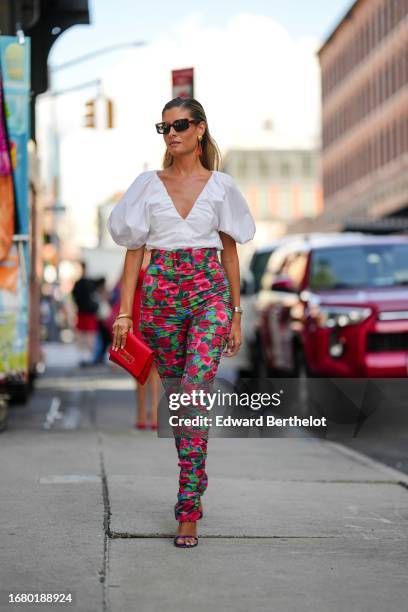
[223,315,242,357]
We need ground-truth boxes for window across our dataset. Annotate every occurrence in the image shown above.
[302,153,313,177]
[237,154,247,179]
[310,244,408,290]
[280,159,291,178]
[250,249,276,293]
[258,155,269,179]
[280,252,308,291]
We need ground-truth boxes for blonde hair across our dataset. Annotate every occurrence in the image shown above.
[160,97,222,171]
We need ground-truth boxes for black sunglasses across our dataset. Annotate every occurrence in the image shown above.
[155,118,200,134]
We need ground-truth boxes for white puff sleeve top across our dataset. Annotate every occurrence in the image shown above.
[107,169,256,251]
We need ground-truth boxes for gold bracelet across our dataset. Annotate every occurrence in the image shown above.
[116,313,132,320]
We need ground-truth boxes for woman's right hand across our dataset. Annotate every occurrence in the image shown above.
[111,316,133,351]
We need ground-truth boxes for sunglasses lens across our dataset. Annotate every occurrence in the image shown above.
[156,123,169,134]
[174,119,190,132]
[156,119,193,133]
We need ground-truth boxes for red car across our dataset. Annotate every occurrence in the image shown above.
[255,233,408,378]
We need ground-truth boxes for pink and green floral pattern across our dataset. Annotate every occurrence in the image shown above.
[139,248,232,522]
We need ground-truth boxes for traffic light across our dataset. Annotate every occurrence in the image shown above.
[106,99,114,129]
[83,97,114,129]
[84,99,95,128]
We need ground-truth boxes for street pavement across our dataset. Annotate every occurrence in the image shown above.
[1,342,407,612]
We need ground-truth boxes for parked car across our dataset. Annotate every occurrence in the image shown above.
[253,233,408,378]
[239,234,326,376]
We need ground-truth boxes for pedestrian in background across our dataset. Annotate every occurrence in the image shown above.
[91,276,112,364]
[71,260,98,365]
[107,96,256,549]
[106,264,160,428]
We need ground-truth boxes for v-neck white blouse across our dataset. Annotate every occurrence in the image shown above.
[107,169,256,251]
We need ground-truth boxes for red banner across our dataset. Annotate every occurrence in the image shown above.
[172,68,194,99]
[0,63,15,262]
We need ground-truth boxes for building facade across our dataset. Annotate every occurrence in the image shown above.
[222,149,322,225]
[316,0,408,231]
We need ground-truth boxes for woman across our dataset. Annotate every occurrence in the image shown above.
[71,261,99,365]
[107,96,256,549]
[91,276,112,364]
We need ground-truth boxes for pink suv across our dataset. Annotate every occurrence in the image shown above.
[255,233,408,378]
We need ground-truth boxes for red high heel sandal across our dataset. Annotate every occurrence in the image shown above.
[134,422,146,430]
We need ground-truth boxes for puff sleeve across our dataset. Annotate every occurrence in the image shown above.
[107,171,152,249]
[217,174,256,244]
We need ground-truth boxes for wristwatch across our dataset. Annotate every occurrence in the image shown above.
[233,306,243,314]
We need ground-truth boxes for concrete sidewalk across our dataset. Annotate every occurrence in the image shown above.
[102,435,408,612]
[1,342,407,612]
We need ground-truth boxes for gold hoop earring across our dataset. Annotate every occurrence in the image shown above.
[198,135,203,157]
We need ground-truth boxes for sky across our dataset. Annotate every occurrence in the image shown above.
[48,0,354,70]
[36,0,354,248]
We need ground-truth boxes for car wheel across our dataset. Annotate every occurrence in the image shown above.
[258,336,282,380]
[293,343,312,378]
[241,334,261,378]
[8,384,30,405]
[0,396,8,433]
[293,345,312,417]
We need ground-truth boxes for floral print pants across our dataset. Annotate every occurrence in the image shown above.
[139,247,233,522]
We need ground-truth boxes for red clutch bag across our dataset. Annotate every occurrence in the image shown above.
[108,331,155,385]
